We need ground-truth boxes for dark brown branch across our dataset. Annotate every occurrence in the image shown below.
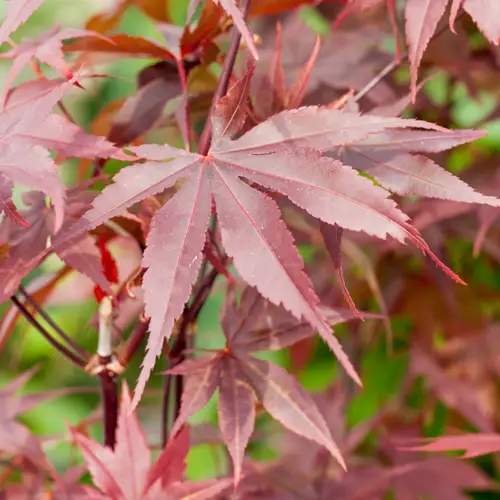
[10,296,86,368]
[99,370,118,449]
[18,285,89,361]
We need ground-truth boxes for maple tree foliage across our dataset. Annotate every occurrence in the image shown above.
[2,0,500,497]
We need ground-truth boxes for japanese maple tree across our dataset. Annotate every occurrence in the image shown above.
[2,0,500,497]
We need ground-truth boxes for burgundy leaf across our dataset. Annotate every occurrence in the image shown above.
[133,167,212,407]
[218,356,256,485]
[211,168,360,385]
[169,356,220,437]
[145,426,189,492]
[52,103,482,404]
[285,34,320,110]
[239,355,346,469]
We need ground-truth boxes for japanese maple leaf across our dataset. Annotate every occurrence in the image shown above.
[0,0,45,45]
[0,189,111,300]
[0,77,75,231]
[52,69,487,406]
[0,26,111,105]
[406,0,500,100]
[328,127,500,204]
[167,286,374,484]
[73,383,232,500]
[401,432,500,459]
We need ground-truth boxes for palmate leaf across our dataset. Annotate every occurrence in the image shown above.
[52,95,500,407]
[167,287,358,483]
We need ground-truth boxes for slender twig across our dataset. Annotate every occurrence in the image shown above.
[11,296,86,368]
[18,285,89,361]
[353,11,464,103]
[120,320,149,366]
[161,362,174,447]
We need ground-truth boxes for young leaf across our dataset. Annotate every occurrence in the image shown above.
[0,27,109,105]
[0,190,111,301]
[73,383,200,499]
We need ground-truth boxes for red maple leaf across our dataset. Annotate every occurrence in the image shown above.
[72,382,232,500]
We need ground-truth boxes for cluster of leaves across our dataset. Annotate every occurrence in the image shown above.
[2,0,500,497]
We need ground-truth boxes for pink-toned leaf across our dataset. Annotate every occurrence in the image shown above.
[401,433,500,459]
[28,114,126,160]
[73,383,151,499]
[0,173,27,226]
[463,0,500,45]
[53,153,200,247]
[211,166,361,385]
[133,167,212,407]
[225,286,371,353]
[145,426,190,492]
[220,148,412,242]
[405,0,448,101]
[167,478,233,499]
[170,356,220,437]
[218,356,256,485]
[0,27,109,105]
[0,0,44,44]
[217,107,446,154]
[212,62,254,142]
[239,355,346,469]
